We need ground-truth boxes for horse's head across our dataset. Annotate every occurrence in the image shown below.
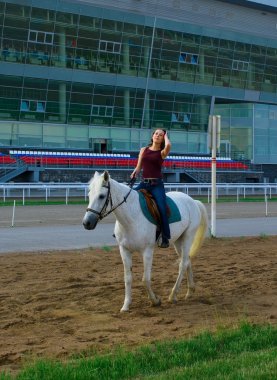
[82,171,110,230]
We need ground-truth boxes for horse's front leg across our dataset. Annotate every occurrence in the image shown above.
[142,247,161,307]
[119,245,133,312]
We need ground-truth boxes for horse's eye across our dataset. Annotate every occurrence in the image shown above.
[99,194,105,200]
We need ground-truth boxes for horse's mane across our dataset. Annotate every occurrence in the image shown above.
[88,172,104,194]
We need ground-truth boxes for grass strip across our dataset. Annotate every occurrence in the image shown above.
[0,196,277,207]
[0,199,87,207]
[144,347,277,379]
[0,322,276,380]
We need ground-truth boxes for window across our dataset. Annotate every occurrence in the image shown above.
[179,52,198,65]
[36,101,46,112]
[99,40,121,54]
[106,107,113,117]
[20,100,29,111]
[232,60,249,72]
[171,112,190,123]
[20,100,46,112]
[91,105,114,117]
[28,30,54,45]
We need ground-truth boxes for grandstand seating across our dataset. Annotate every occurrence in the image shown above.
[0,152,16,164]
[0,150,249,171]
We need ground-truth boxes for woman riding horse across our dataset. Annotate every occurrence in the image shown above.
[131,129,171,248]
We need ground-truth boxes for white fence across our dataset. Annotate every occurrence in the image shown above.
[1,182,277,205]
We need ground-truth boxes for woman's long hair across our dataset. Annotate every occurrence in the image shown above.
[148,129,166,150]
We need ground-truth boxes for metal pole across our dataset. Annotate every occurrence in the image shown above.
[11,200,15,227]
[211,116,217,237]
[140,16,156,129]
[265,189,268,216]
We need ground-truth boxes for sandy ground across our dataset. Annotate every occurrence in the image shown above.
[0,203,276,375]
[0,236,276,374]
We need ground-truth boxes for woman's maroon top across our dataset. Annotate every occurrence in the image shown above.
[141,147,163,178]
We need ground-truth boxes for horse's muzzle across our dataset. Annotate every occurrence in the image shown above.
[82,213,99,230]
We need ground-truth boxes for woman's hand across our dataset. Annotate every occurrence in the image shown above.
[161,131,171,159]
[130,170,137,179]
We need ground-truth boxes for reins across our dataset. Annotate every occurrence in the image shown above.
[86,178,135,220]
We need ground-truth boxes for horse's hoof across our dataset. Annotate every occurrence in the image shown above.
[168,292,178,303]
[152,297,161,307]
[185,287,195,299]
[156,298,161,306]
[120,307,129,313]
[169,296,177,304]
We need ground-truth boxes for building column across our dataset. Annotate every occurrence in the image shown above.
[123,40,129,74]
[144,92,150,128]
[199,97,207,131]
[59,28,66,67]
[124,89,130,126]
[199,49,205,83]
[122,40,131,125]
[141,44,151,128]
[59,83,67,123]
[247,63,253,89]
[144,44,149,77]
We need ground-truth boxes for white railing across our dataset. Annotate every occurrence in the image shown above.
[0,182,277,205]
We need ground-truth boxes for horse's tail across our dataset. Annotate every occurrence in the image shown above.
[189,200,208,258]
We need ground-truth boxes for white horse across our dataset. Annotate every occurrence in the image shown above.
[83,171,208,312]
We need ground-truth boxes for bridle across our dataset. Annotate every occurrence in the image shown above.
[86,180,133,221]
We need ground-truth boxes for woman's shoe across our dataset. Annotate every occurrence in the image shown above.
[158,237,169,248]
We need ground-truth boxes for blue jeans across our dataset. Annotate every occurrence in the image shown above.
[134,179,171,240]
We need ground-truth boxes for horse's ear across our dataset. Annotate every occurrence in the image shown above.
[103,170,109,182]
[89,171,98,184]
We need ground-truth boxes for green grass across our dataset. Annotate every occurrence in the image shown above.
[215,196,277,203]
[0,196,276,207]
[0,199,87,207]
[195,196,277,203]
[0,322,276,379]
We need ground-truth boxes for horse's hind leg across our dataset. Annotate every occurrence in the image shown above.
[142,248,161,307]
[169,232,195,303]
[119,246,133,312]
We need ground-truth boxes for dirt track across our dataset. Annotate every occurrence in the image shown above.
[0,234,276,374]
[0,202,277,374]
[1,201,277,228]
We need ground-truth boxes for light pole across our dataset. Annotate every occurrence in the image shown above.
[208,115,221,237]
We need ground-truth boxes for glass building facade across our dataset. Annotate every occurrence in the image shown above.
[0,0,276,162]
[216,102,277,163]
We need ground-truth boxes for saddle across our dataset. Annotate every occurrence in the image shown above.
[137,189,181,229]
[138,189,170,227]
